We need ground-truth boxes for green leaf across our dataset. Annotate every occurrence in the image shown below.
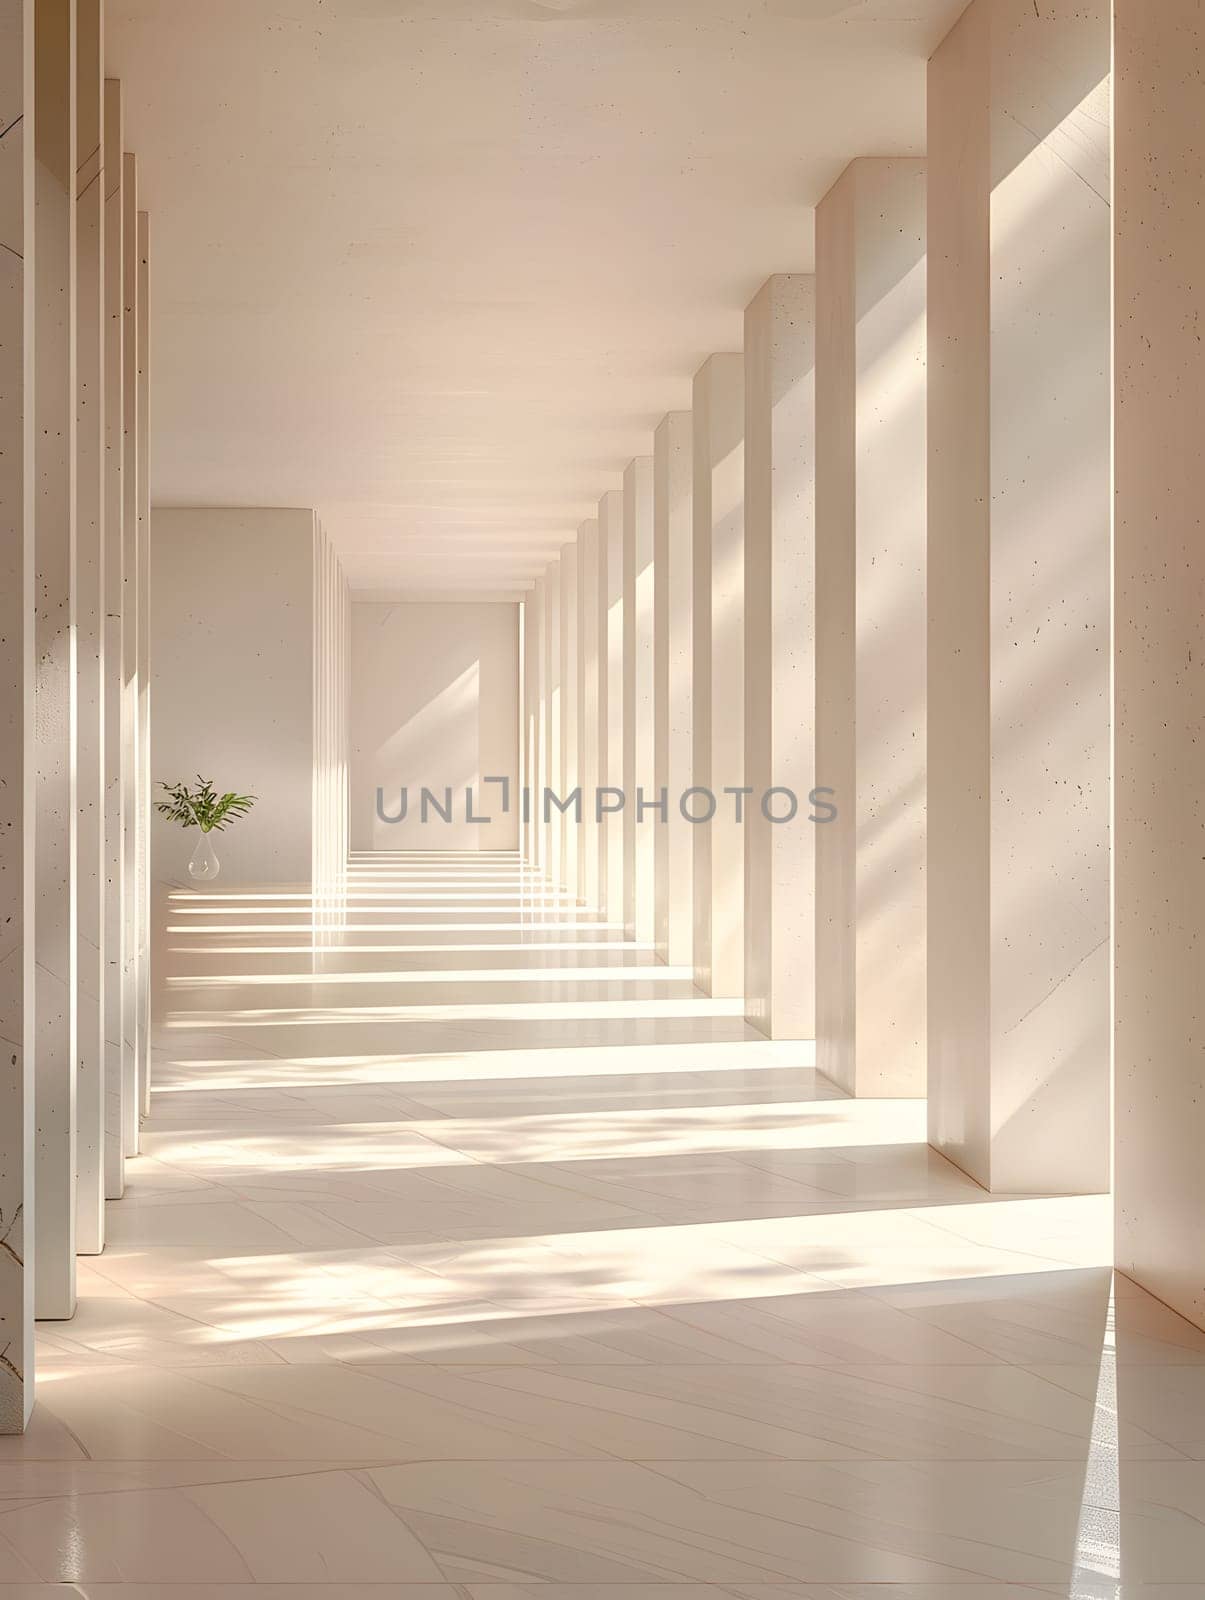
[155,778,256,833]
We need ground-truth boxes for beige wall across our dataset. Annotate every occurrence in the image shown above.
[151,509,317,886]
[350,600,519,853]
[1115,0,1205,1326]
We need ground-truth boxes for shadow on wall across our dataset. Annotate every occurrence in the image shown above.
[988,78,1111,1185]
[374,662,481,847]
[349,600,520,853]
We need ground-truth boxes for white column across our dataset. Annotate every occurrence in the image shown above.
[136,208,150,1120]
[593,506,611,913]
[1115,0,1205,1328]
[521,589,538,867]
[928,0,1110,1192]
[815,161,927,1092]
[622,456,655,943]
[744,275,818,1043]
[543,559,561,887]
[601,489,625,922]
[311,523,350,920]
[120,148,138,1158]
[692,355,745,998]
[0,0,35,1429]
[527,577,545,874]
[519,597,529,863]
[34,0,78,1320]
[559,543,579,900]
[653,413,693,967]
[576,518,600,909]
[73,0,104,1253]
[101,77,123,1199]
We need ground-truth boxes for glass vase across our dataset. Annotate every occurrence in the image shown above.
[188,832,220,882]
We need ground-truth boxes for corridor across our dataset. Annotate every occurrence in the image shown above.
[2,854,1201,1589]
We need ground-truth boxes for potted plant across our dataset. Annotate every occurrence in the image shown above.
[155,776,257,882]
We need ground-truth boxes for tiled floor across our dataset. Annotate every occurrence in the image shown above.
[4,852,1204,1595]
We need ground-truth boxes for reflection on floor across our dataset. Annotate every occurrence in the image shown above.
[4,852,1203,1593]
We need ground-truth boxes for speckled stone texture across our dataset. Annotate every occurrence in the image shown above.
[744,275,817,1043]
[135,206,151,1123]
[1115,0,1205,1331]
[927,0,1111,1194]
[119,147,139,1162]
[0,0,33,1432]
[815,159,927,1098]
[74,0,105,1257]
[33,0,78,1322]
[100,75,124,1202]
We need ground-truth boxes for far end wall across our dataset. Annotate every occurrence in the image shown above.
[350,601,519,851]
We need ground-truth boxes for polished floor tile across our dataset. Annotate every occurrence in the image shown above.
[8,856,1203,1587]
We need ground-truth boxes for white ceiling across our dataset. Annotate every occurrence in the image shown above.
[109,0,965,594]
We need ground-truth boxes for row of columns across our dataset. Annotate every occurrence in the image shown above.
[521,0,1116,1207]
[1,0,153,1429]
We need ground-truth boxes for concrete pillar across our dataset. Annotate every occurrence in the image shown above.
[653,413,692,966]
[928,0,1110,1192]
[0,0,34,1429]
[120,148,138,1158]
[1115,0,1205,1327]
[312,523,350,923]
[744,275,819,1044]
[601,489,624,922]
[34,0,78,1320]
[136,208,150,1120]
[576,518,600,909]
[73,0,104,1254]
[622,456,655,943]
[815,161,927,1092]
[559,543,579,900]
[593,503,611,915]
[692,355,744,998]
[521,586,540,869]
[527,576,545,875]
[543,559,561,886]
[101,77,123,1199]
